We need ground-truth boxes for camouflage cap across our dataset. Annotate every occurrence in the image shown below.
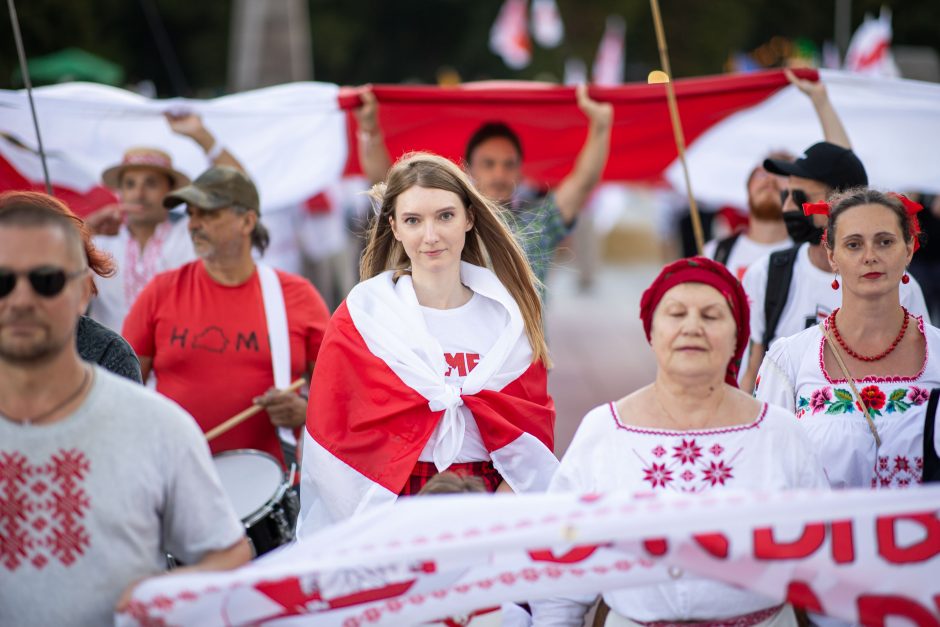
[163,165,259,212]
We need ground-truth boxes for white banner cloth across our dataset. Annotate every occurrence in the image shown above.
[665,70,940,208]
[0,81,347,211]
[119,486,940,626]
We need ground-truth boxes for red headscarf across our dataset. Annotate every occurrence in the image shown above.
[639,256,750,386]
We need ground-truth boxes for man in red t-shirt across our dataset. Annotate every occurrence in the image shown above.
[123,167,330,470]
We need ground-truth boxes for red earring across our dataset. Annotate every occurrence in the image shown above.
[902,273,910,284]
[831,276,840,290]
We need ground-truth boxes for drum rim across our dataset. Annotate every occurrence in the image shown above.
[212,448,283,466]
[212,448,288,523]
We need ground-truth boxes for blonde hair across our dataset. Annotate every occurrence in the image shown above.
[361,152,550,366]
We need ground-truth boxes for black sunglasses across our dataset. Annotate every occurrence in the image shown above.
[0,267,87,299]
[780,188,809,209]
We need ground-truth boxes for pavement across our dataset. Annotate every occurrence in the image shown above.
[543,259,661,457]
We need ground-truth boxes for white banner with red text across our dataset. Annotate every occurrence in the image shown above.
[117,486,940,626]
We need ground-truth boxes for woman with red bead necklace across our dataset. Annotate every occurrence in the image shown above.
[755,188,940,488]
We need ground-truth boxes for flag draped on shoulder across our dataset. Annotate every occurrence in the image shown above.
[299,262,556,536]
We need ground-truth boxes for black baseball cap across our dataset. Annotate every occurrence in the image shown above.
[764,142,868,191]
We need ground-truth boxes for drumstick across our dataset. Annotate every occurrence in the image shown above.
[205,378,307,442]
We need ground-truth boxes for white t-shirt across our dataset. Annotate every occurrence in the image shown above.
[0,367,244,627]
[531,401,828,625]
[755,317,940,489]
[89,217,195,333]
[742,243,931,349]
[418,291,509,464]
[703,233,793,282]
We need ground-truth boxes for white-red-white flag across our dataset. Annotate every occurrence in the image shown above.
[592,16,626,86]
[844,6,900,77]
[297,261,557,535]
[531,0,563,48]
[489,0,533,70]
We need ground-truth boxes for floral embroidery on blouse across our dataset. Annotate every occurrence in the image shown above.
[873,455,923,488]
[637,438,739,493]
[797,385,929,418]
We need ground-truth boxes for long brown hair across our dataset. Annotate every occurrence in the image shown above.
[360,152,550,366]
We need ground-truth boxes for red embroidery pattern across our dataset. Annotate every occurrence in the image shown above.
[0,449,91,570]
[636,438,739,493]
[872,455,923,488]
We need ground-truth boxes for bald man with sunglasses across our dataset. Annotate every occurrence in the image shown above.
[0,196,249,626]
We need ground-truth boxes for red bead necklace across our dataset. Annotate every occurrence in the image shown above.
[828,307,910,362]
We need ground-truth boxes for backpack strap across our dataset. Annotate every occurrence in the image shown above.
[713,232,741,266]
[762,245,800,349]
[923,388,940,483]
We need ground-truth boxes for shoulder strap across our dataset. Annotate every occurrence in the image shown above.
[258,264,295,445]
[762,246,800,348]
[924,388,940,483]
[713,232,741,266]
[819,322,881,449]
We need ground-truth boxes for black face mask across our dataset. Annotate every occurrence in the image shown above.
[781,188,825,245]
[783,211,825,245]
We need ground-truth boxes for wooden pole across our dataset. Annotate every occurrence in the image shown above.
[205,378,307,442]
[649,0,705,256]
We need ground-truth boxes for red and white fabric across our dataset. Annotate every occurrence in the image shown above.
[664,69,940,209]
[117,484,940,626]
[490,0,532,70]
[298,262,556,535]
[0,82,345,217]
[531,402,828,625]
[592,16,626,87]
[531,0,564,49]
[755,317,940,489]
[844,7,900,77]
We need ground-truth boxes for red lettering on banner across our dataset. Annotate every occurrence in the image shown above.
[529,545,605,564]
[876,513,940,564]
[444,353,468,377]
[830,520,856,564]
[694,533,730,558]
[465,353,480,372]
[753,524,825,560]
[641,534,728,558]
[785,581,824,613]
[643,539,668,556]
[857,594,940,627]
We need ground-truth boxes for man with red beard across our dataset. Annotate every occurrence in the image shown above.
[703,152,793,282]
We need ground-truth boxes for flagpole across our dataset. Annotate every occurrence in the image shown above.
[648,0,704,256]
[6,0,52,195]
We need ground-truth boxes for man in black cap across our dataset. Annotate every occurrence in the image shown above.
[122,166,331,473]
[739,75,930,392]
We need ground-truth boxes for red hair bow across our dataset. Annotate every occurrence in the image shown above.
[890,193,924,253]
[802,200,831,216]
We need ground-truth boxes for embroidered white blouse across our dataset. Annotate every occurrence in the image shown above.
[755,316,940,489]
[531,402,828,625]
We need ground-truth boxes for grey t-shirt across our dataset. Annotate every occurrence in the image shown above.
[0,367,244,627]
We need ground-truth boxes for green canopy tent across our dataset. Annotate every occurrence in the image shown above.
[12,47,124,86]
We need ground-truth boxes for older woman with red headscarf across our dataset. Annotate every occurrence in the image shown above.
[531,257,827,627]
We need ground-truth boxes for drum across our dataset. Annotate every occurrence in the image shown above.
[212,449,296,557]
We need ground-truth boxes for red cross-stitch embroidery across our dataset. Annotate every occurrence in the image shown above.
[0,449,91,570]
[637,438,740,493]
[871,454,922,488]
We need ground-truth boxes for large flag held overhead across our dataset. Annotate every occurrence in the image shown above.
[118,486,940,626]
[665,69,940,208]
[2,71,938,216]
[340,69,818,186]
[0,82,346,216]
